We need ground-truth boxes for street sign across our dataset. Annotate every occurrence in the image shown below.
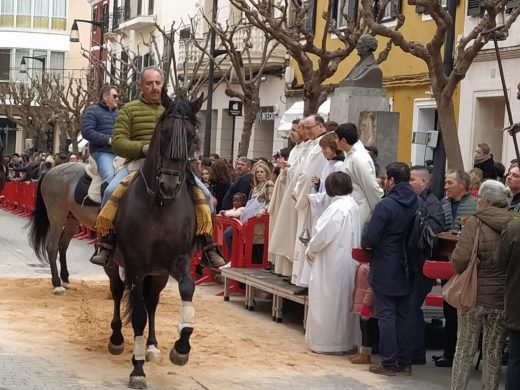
[228,100,242,116]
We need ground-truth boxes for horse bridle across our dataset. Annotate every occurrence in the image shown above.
[140,115,190,202]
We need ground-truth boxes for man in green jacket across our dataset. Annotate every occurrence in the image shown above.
[91,67,226,268]
[434,169,477,368]
[496,216,520,390]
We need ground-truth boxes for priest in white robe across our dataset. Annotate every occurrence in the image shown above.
[305,171,362,353]
[335,123,383,227]
[292,115,328,287]
[269,122,305,276]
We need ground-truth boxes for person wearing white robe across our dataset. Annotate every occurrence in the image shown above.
[308,132,345,235]
[292,115,328,287]
[305,171,362,353]
[269,121,309,277]
[335,123,383,228]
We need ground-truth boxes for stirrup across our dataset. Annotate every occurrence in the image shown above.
[90,249,111,267]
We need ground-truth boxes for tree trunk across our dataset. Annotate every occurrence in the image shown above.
[238,95,259,157]
[303,78,323,117]
[58,122,68,155]
[436,97,464,170]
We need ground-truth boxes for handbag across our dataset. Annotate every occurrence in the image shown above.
[442,220,480,309]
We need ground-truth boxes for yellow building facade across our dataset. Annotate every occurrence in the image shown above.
[291,0,465,163]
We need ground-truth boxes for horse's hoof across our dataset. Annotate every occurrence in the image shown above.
[170,348,189,366]
[61,282,71,289]
[108,341,124,355]
[146,345,161,362]
[53,286,66,295]
[128,375,147,389]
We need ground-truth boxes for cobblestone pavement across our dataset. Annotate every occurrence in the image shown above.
[0,209,505,389]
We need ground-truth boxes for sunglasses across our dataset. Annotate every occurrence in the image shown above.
[112,94,119,98]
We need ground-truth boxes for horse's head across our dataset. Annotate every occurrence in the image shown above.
[150,93,203,199]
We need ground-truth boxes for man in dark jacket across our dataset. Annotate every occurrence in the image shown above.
[506,165,520,210]
[409,165,445,365]
[81,85,119,181]
[473,143,496,180]
[436,169,477,367]
[496,218,520,390]
[221,156,253,210]
[362,162,418,376]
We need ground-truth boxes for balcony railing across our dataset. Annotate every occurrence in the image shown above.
[112,4,155,31]
[177,27,286,75]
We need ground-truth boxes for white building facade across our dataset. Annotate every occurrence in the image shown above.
[0,0,90,154]
[458,4,520,170]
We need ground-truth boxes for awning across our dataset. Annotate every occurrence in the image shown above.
[277,98,331,138]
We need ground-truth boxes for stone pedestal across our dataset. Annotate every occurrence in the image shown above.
[329,86,389,125]
[359,111,400,172]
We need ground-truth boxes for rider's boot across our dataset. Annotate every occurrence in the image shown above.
[90,233,115,266]
[198,234,227,268]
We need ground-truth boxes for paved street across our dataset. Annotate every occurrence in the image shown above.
[0,209,505,389]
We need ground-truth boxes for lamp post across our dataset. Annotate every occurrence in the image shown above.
[19,56,46,74]
[204,0,230,157]
[70,18,105,89]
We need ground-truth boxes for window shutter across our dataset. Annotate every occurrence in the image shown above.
[391,0,402,17]
[348,0,357,22]
[467,0,481,16]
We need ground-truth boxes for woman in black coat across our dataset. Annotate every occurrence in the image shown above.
[209,159,231,213]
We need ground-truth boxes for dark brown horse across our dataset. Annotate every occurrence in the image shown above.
[28,92,202,389]
[103,93,202,389]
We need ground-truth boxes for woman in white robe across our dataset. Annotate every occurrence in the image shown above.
[305,171,361,353]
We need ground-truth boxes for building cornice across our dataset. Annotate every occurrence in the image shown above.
[474,44,520,63]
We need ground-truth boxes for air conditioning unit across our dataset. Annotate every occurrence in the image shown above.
[25,138,34,150]
[412,130,439,148]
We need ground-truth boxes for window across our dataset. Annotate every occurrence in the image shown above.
[14,48,29,81]
[148,0,154,15]
[332,0,356,30]
[16,0,31,27]
[375,0,401,22]
[102,2,109,32]
[49,51,64,80]
[33,49,47,80]
[0,0,15,27]
[301,0,316,33]
[52,0,67,30]
[34,0,50,29]
[0,49,10,81]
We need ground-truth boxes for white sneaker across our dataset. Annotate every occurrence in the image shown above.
[219,262,231,270]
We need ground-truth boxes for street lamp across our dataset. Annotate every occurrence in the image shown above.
[69,19,105,89]
[19,56,46,74]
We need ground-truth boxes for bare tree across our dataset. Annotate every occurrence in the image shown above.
[230,0,401,116]
[362,0,520,169]
[192,13,281,156]
[0,74,59,152]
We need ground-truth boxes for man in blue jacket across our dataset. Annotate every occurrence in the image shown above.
[362,162,418,376]
[81,85,119,181]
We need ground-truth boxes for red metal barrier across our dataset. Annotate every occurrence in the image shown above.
[0,181,37,217]
[423,260,455,308]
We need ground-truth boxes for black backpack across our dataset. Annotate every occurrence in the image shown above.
[402,197,437,278]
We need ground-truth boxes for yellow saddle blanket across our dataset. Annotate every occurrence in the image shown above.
[96,171,211,236]
[96,171,137,236]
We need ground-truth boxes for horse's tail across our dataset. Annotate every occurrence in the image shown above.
[121,287,132,326]
[27,173,49,264]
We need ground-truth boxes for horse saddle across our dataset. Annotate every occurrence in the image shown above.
[73,156,104,207]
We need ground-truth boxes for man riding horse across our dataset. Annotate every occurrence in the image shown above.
[90,66,226,268]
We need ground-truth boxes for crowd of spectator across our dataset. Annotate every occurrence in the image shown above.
[2,151,85,182]
[197,120,519,389]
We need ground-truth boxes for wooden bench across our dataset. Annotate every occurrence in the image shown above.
[221,268,308,328]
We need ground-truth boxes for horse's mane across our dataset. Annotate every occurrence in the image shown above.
[158,98,199,161]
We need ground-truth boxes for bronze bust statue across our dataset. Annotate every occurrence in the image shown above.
[341,34,383,89]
